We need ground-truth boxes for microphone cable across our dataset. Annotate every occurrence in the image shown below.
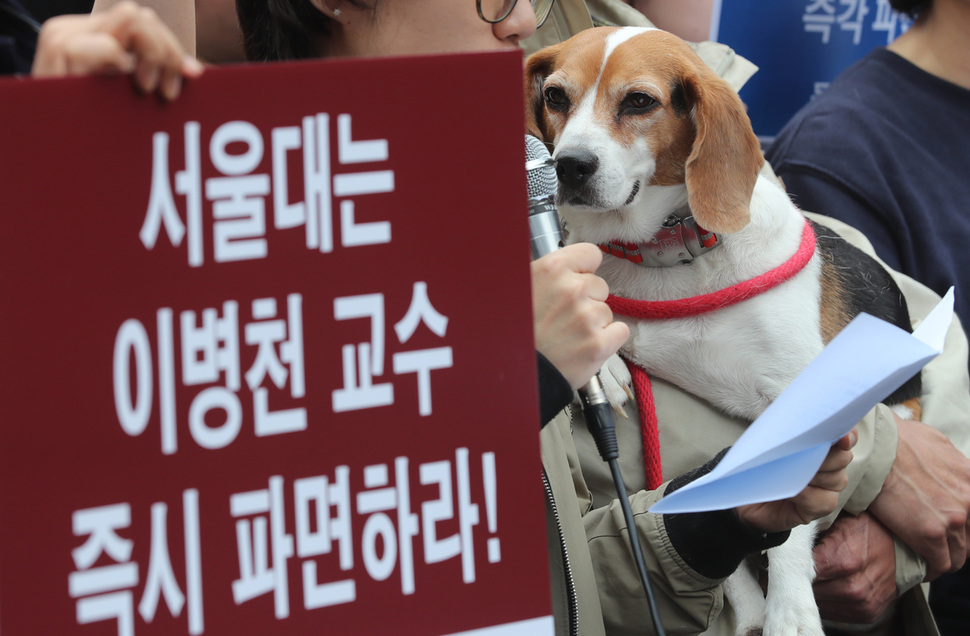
[578,378,666,636]
[525,135,665,635]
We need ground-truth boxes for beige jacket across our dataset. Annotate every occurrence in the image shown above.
[541,210,970,636]
[528,2,970,635]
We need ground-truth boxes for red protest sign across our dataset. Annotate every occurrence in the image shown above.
[0,50,551,635]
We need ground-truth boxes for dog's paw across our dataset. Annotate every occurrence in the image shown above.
[598,354,633,414]
[725,564,767,636]
[762,580,823,636]
[761,604,824,636]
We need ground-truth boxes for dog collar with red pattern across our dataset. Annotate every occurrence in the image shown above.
[598,213,720,267]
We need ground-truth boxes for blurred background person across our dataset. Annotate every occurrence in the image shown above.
[766,0,970,360]
[765,1,970,634]
[91,0,246,64]
[194,0,243,63]
[626,0,714,41]
[1,0,39,74]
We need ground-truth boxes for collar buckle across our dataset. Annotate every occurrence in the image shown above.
[601,214,721,267]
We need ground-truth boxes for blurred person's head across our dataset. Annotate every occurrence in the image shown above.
[197,0,246,63]
[234,0,546,62]
[889,0,932,19]
[627,0,715,42]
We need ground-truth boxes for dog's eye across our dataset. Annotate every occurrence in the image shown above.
[622,92,657,113]
[544,86,569,112]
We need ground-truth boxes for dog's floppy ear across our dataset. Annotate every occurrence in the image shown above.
[682,67,764,234]
[524,46,560,142]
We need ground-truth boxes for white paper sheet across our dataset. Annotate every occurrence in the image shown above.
[649,288,955,514]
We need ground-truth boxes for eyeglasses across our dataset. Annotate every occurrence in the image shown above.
[477,0,556,29]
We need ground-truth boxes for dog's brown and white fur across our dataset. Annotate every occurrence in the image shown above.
[526,27,919,636]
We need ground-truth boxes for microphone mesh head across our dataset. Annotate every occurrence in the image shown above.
[525,135,557,200]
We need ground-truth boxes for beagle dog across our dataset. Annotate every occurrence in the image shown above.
[525,26,919,636]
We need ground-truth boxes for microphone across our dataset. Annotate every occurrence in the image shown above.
[525,135,617,461]
[525,135,563,260]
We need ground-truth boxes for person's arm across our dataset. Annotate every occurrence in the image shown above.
[32,1,202,99]
[869,415,970,580]
[583,433,855,633]
[531,242,630,426]
[812,415,970,623]
[813,511,898,624]
[536,351,574,424]
[91,0,196,57]
[736,430,856,534]
[804,212,970,617]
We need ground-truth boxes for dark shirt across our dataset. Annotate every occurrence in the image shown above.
[767,47,970,372]
[1,0,38,75]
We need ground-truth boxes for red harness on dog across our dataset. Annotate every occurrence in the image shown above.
[605,219,817,489]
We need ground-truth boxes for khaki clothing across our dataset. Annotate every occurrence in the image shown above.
[540,214,970,636]
[526,2,970,634]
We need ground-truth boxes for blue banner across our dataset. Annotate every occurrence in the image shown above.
[714,0,911,140]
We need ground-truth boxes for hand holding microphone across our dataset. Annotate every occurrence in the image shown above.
[530,245,626,391]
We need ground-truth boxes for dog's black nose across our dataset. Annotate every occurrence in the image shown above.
[555,151,599,190]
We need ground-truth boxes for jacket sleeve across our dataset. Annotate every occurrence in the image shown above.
[537,351,575,426]
[542,410,748,635]
[582,449,789,635]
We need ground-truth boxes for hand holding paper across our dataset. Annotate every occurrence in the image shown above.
[650,288,955,514]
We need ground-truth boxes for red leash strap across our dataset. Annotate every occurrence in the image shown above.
[607,219,817,319]
[625,359,663,490]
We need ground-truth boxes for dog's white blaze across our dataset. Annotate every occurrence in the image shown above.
[570,89,598,137]
[603,27,657,62]
[553,76,606,168]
